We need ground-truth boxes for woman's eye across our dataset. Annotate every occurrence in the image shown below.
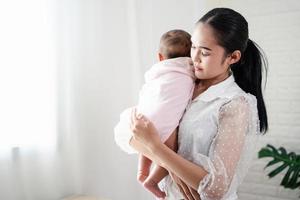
[191,45,196,49]
[201,51,210,56]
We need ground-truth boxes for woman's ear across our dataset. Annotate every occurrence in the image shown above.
[228,50,241,65]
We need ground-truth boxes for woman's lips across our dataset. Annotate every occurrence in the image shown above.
[194,66,203,71]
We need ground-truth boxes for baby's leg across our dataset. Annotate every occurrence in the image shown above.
[143,165,168,198]
[137,154,152,183]
[143,129,178,198]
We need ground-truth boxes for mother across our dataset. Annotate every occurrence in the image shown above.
[130,8,268,200]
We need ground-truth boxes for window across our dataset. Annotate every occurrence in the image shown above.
[0,0,56,148]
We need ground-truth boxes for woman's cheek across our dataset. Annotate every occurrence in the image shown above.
[201,59,209,70]
[190,51,197,63]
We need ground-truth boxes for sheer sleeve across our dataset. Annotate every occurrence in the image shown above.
[196,95,259,200]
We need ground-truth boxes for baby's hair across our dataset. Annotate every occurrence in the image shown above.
[159,29,192,59]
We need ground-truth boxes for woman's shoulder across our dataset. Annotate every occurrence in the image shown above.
[218,79,257,111]
[223,94,257,114]
[221,79,257,103]
[221,87,257,108]
[231,91,257,105]
[218,92,259,130]
[218,90,259,130]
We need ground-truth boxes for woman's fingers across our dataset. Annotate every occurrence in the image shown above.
[188,187,200,200]
[179,180,194,200]
[170,172,194,200]
[130,108,136,131]
[130,107,135,123]
[130,108,147,144]
[136,112,143,119]
[130,108,146,135]
[177,184,189,200]
[132,108,148,126]
[169,173,186,199]
[130,108,140,133]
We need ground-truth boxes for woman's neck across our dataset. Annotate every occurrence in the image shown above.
[193,72,230,99]
[200,73,229,87]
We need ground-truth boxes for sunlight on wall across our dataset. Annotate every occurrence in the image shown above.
[0,0,57,149]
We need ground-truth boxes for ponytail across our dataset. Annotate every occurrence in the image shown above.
[199,8,268,133]
[231,39,268,133]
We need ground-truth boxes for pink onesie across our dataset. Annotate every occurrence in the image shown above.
[114,57,195,154]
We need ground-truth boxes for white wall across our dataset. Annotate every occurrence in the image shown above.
[202,1,300,199]
[66,0,300,199]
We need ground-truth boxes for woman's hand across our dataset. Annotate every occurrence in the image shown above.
[130,108,161,150]
[170,172,201,200]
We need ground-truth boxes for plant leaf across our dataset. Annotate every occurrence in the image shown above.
[281,167,293,186]
[266,159,281,168]
[268,163,289,178]
[258,148,274,158]
[287,166,300,189]
[259,144,300,190]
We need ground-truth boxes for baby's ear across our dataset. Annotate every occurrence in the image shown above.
[158,53,165,61]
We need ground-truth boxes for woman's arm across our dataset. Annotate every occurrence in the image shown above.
[130,136,208,190]
[130,128,202,200]
[130,110,208,190]
[130,137,205,200]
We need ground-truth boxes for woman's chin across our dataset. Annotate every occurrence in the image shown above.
[194,71,205,79]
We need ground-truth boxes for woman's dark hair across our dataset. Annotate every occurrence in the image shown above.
[198,8,268,133]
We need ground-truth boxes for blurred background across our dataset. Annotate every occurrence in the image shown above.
[0,0,299,199]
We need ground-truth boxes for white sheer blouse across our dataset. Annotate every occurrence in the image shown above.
[162,75,260,200]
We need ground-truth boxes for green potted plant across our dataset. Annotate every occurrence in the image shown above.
[258,144,300,189]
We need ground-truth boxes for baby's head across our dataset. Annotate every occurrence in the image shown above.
[158,29,191,61]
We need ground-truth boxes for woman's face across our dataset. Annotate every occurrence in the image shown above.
[191,22,231,82]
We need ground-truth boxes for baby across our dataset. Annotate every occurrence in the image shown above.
[114,29,195,198]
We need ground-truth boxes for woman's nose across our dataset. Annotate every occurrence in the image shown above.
[192,49,201,63]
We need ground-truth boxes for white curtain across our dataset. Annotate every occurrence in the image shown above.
[0,0,203,200]
[0,0,81,200]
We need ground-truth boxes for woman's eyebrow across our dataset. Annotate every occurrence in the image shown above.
[191,40,212,51]
[198,46,212,51]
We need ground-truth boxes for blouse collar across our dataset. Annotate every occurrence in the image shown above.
[193,75,238,102]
